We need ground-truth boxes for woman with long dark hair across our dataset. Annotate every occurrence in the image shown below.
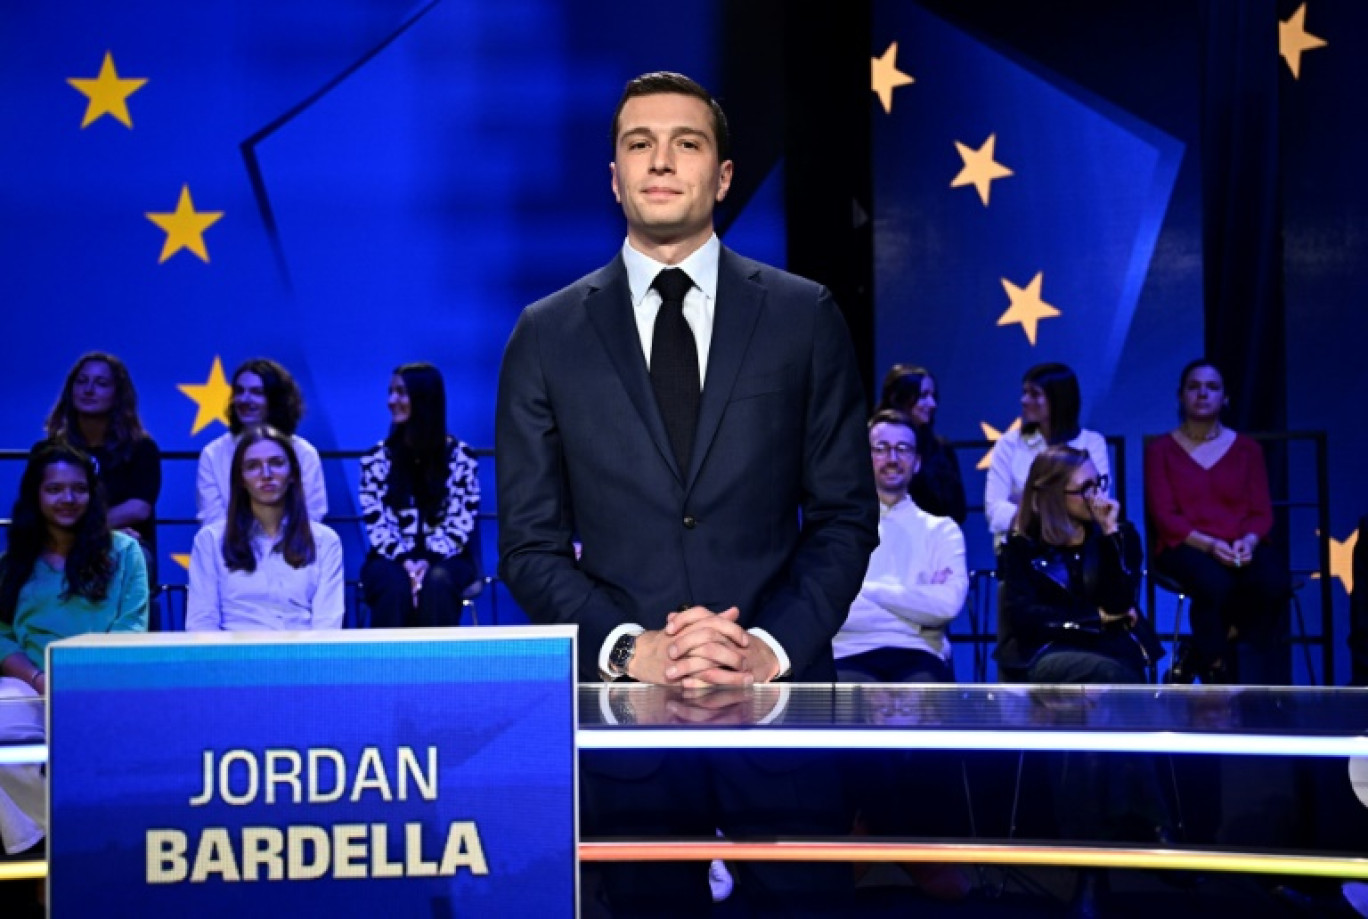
[43,351,162,576]
[359,363,479,627]
[195,357,327,525]
[187,425,343,631]
[0,441,149,854]
[985,362,1110,547]
[1145,359,1288,683]
[876,364,966,523]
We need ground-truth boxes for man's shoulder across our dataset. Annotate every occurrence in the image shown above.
[721,247,826,300]
[524,257,625,318]
[903,499,964,539]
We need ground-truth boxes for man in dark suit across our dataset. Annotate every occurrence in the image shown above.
[496,71,878,915]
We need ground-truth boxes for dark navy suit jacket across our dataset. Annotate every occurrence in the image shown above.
[496,245,878,681]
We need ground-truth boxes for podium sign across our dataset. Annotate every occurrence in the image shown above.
[47,626,577,917]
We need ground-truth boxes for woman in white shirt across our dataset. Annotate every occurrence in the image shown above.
[195,358,327,525]
[188,425,343,631]
[985,362,1110,547]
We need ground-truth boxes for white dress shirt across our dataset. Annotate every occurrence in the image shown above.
[186,519,344,631]
[833,495,968,662]
[196,431,329,525]
[599,234,790,681]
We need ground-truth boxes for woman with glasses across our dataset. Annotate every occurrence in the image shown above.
[985,362,1110,548]
[876,365,966,523]
[997,446,1170,912]
[996,445,1161,681]
[187,425,343,631]
[1144,359,1288,683]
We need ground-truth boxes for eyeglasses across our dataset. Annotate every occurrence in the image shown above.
[871,443,916,459]
[1064,474,1109,497]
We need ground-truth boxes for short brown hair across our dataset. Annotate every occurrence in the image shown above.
[867,408,917,453]
[1014,445,1091,546]
[611,71,731,162]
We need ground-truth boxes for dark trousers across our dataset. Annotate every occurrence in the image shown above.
[834,645,953,684]
[360,552,476,628]
[1028,649,1171,842]
[581,750,852,917]
[836,648,965,841]
[1154,543,1290,680]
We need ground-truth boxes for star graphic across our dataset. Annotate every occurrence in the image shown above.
[871,41,915,115]
[976,418,1022,471]
[951,133,1014,206]
[997,271,1061,346]
[145,185,224,263]
[1327,528,1357,595]
[66,51,148,129]
[1279,3,1327,79]
[178,356,232,435]
[172,554,191,572]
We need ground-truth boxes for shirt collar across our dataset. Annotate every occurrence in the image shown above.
[879,493,913,516]
[622,234,720,308]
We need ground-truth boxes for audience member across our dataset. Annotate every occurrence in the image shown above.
[834,409,967,683]
[42,352,161,581]
[997,445,1169,916]
[0,441,149,855]
[986,362,1109,548]
[360,363,479,627]
[1145,359,1289,684]
[187,425,343,631]
[877,364,967,523]
[196,358,327,525]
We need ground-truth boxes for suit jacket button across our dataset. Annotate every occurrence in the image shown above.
[683,516,697,529]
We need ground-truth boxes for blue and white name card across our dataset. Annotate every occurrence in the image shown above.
[47,626,578,917]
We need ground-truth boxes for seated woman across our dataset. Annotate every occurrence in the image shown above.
[997,445,1161,681]
[42,352,162,581]
[187,425,344,631]
[196,358,327,525]
[996,446,1169,911]
[986,362,1110,549]
[359,363,480,627]
[1145,359,1289,684]
[0,442,149,854]
[877,364,967,523]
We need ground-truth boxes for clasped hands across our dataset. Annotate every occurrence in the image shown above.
[1210,534,1258,568]
[403,559,429,602]
[627,606,779,688]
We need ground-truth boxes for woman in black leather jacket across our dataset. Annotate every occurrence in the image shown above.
[997,445,1163,682]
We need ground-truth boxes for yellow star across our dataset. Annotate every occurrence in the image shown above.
[1279,3,1327,79]
[67,51,147,129]
[145,185,224,263]
[871,41,915,115]
[997,271,1061,346]
[976,418,1022,471]
[951,134,1014,206]
[171,554,191,572]
[1327,528,1357,595]
[178,356,232,435]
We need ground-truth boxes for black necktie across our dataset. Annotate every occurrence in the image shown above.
[649,267,700,475]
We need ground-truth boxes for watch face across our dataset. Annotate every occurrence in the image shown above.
[610,634,636,673]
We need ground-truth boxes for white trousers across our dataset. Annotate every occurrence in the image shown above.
[0,676,45,854]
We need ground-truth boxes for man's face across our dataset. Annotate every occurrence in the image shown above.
[611,93,733,254]
[869,422,919,495]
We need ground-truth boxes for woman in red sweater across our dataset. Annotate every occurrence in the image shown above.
[1144,359,1289,683]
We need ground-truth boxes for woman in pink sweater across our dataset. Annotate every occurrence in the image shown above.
[1144,359,1288,683]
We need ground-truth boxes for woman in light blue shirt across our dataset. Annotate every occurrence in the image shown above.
[187,425,343,631]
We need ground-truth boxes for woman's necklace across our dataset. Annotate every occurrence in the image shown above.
[1179,422,1223,443]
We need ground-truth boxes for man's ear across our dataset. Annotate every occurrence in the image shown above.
[610,161,621,203]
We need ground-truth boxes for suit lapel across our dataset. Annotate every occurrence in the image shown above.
[583,257,682,482]
[688,247,764,490]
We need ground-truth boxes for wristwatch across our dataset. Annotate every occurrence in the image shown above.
[608,633,637,678]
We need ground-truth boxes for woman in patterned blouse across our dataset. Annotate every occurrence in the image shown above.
[359,363,480,627]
